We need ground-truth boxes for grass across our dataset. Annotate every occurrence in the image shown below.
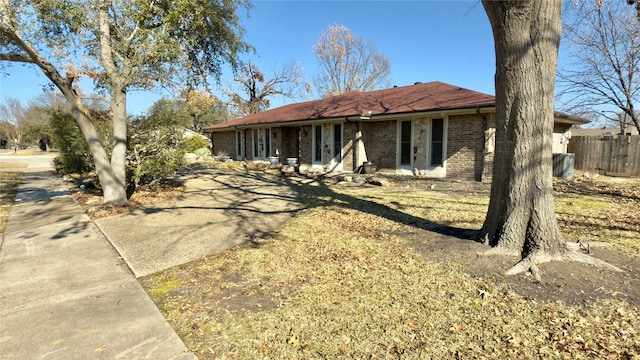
[140,170,640,359]
[0,171,23,233]
[0,162,28,169]
[2,149,35,156]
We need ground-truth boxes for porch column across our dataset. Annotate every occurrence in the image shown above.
[354,130,368,170]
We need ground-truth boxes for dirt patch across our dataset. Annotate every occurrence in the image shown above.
[66,176,184,220]
[402,230,640,308]
[216,272,277,314]
[360,172,640,307]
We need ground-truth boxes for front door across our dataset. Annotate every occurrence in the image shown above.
[252,128,271,160]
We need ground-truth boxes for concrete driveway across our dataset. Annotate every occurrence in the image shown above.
[95,165,301,278]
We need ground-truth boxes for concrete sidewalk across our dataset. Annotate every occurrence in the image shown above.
[0,153,195,359]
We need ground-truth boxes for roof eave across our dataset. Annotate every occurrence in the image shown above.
[553,111,590,125]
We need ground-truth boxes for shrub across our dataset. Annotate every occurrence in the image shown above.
[128,123,186,186]
[49,111,114,176]
[193,147,211,159]
[184,135,210,152]
[50,112,94,175]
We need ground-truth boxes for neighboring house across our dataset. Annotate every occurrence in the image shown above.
[203,81,588,181]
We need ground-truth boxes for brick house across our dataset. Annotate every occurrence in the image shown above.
[203,81,587,181]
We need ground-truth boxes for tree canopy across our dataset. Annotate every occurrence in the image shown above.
[146,90,229,130]
[0,0,251,204]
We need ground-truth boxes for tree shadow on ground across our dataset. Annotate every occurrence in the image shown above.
[281,172,640,308]
[281,173,480,242]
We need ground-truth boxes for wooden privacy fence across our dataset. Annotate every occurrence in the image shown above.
[567,135,640,177]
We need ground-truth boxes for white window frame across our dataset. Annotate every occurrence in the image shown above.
[397,120,414,173]
[330,122,343,171]
[312,124,323,166]
[236,130,244,160]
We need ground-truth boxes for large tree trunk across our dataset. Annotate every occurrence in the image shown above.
[480,1,567,272]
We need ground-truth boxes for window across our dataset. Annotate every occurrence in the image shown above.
[400,120,412,165]
[265,128,271,157]
[253,129,259,159]
[314,125,322,163]
[333,123,342,159]
[431,118,444,166]
[236,130,243,159]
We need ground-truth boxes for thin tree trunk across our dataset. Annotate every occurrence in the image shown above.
[481,1,567,263]
[108,85,128,203]
[68,96,125,204]
[0,3,128,204]
[98,0,129,204]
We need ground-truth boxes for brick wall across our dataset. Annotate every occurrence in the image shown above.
[446,114,485,181]
[211,131,236,159]
[299,125,312,166]
[342,122,356,171]
[361,120,398,170]
[211,113,499,179]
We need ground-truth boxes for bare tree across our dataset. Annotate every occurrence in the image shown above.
[226,61,306,117]
[314,24,391,98]
[0,97,25,150]
[481,0,619,280]
[557,0,640,134]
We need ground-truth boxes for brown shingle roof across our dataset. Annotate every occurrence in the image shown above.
[204,81,496,131]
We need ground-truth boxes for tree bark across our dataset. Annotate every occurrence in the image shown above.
[98,0,129,204]
[481,1,567,263]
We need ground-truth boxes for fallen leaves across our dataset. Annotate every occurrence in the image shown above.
[67,177,184,220]
[138,169,640,359]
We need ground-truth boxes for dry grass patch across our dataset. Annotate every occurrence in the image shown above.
[554,176,640,256]
[141,173,640,359]
[0,162,28,169]
[339,174,640,256]
[0,171,23,233]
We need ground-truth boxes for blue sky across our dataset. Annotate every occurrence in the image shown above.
[1,0,496,116]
